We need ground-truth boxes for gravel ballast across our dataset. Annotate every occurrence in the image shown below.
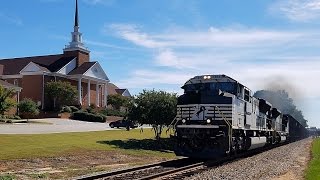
[189,139,311,180]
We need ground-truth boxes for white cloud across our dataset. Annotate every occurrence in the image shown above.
[116,69,193,89]
[111,25,320,69]
[108,23,320,125]
[270,0,320,22]
[109,24,166,48]
[117,60,320,99]
[109,24,320,100]
[109,24,304,48]
[85,40,138,51]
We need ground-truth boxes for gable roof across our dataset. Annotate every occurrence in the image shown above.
[115,89,126,95]
[0,54,76,75]
[20,62,50,74]
[107,83,119,95]
[68,62,96,75]
[107,83,131,97]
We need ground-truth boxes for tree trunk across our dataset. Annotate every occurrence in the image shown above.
[53,98,57,109]
[154,125,163,140]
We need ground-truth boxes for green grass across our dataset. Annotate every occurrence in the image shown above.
[28,173,48,179]
[306,138,320,180]
[0,129,175,160]
[0,174,16,180]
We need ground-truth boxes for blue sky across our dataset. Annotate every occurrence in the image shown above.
[1,0,320,127]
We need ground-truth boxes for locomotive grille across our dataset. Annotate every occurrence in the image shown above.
[176,104,233,122]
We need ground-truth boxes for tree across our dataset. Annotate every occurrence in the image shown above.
[0,85,16,115]
[18,98,39,121]
[107,94,129,110]
[254,90,307,127]
[45,81,77,110]
[128,90,177,139]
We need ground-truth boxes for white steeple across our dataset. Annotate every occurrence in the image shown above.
[64,0,90,53]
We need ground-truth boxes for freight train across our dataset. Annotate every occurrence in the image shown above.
[172,74,308,159]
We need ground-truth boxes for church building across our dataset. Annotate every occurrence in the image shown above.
[0,0,115,111]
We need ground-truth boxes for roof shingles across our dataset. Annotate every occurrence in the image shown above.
[0,54,76,75]
[68,62,96,75]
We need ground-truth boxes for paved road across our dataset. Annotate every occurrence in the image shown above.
[0,118,115,134]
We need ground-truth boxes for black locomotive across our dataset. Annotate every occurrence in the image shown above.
[171,75,308,158]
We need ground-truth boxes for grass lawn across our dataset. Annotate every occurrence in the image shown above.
[305,138,320,180]
[0,129,175,160]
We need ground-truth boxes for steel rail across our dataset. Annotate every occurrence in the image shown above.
[73,158,198,180]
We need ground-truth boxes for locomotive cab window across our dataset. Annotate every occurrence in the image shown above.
[237,84,244,99]
[183,82,236,95]
[244,89,250,102]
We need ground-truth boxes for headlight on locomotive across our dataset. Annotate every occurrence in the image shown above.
[182,119,186,124]
[206,119,211,124]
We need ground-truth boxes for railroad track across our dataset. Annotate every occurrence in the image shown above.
[74,143,289,180]
[74,158,202,180]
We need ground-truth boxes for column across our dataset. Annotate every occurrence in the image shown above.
[78,78,82,105]
[104,83,108,107]
[17,91,20,115]
[17,91,20,103]
[87,79,91,106]
[42,74,45,110]
[96,83,100,107]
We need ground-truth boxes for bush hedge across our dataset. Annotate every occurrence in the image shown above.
[72,111,106,123]
[69,106,79,112]
[18,98,39,119]
[60,106,79,113]
[60,106,72,113]
[0,115,21,120]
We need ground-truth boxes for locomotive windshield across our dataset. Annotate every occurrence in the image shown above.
[178,82,236,104]
[183,82,237,95]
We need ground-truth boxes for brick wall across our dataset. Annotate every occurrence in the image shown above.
[43,76,103,108]
[20,75,43,104]
[63,50,89,67]
[4,74,105,111]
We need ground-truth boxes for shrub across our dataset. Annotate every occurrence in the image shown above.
[13,115,21,120]
[45,81,77,110]
[100,109,127,117]
[18,99,39,119]
[60,106,72,113]
[69,106,79,112]
[2,115,21,120]
[0,85,16,115]
[86,107,95,114]
[89,103,97,109]
[72,111,105,123]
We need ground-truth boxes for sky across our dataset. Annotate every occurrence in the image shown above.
[0,0,320,127]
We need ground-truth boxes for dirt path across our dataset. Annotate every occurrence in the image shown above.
[0,150,171,179]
